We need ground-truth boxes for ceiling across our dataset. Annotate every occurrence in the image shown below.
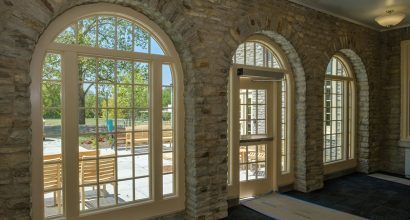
[288,0,410,31]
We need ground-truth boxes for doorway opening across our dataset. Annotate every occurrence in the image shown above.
[228,35,295,199]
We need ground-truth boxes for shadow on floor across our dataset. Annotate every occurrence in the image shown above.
[225,205,273,220]
[284,173,410,219]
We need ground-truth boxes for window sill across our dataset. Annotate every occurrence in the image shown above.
[324,159,357,175]
[399,139,410,148]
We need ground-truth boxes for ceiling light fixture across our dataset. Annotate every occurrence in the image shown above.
[375,10,406,27]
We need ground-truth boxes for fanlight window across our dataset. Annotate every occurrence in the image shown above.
[38,12,181,219]
[54,16,164,55]
[232,41,290,173]
[323,57,355,163]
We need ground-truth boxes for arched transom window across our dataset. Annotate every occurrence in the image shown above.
[323,56,356,163]
[32,5,184,220]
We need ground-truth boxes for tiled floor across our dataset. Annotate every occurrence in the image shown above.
[227,173,410,219]
[285,173,410,219]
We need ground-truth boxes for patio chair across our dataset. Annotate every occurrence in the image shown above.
[43,155,62,213]
[79,155,116,210]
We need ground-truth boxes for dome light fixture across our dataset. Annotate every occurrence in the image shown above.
[375,10,406,27]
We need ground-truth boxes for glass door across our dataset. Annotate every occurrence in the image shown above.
[238,75,274,198]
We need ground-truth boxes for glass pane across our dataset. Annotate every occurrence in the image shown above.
[245,42,255,66]
[44,190,63,217]
[42,82,61,108]
[257,162,266,179]
[97,134,115,157]
[80,159,97,185]
[135,177,149,200]
[79,185,98,211]
[78,17,97,47]
[98,85,115,108]
[163,152,173,173]
[117,60,133,84]
[163,130,173,152]
[255,43,264,67]
[257,120,266,134]
[42,53,62,80]
[118,179,133,203]
[98,59,115,83]
[239,164,247,182]
[98,158,115,183]
[134,62,149,84]
[151,36,164,55]
[117,18,133,52]
[135,109,149,130]
[247,145,256,162]
[115,133,129,155]
[163,173,174,195]
[134,154,149,177]
[258,90,266,104]
[98,16,116,49]
[258,145,266,162]
[79,135,97,157]
[54,25,76,44]
[98,182,115,207]
[239,146,247,163]
[258,105,266,119]
[248,89,257,104]
[79,83,96,108]
[132,131,149,149]
[134,86,149,108]
[239,90,246,104]
[247,163,256,180]
[134,26,149,53]
[42,53,63,218]
[79,56,97,82]
[117,85,132,108]
[162,64,173,86]
[117,156,132,180]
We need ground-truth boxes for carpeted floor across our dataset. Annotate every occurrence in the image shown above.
[225,205,273,220]
[285,173,410,219]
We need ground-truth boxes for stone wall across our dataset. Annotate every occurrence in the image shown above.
[0,0,387,219]
[380,27,410,174]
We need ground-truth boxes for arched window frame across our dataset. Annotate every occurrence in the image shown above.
[30,4,184,220]
[323,53,357,171]
[228,35,295,198]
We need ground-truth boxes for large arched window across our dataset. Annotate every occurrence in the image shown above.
[323,55,356,164]
[31,4,184,219]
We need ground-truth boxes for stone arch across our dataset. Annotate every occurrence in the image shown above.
[225,12,308,191]
[339,49,370,173]
[25,1,208,219]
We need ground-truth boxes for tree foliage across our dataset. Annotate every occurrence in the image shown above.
[43,16,170,123]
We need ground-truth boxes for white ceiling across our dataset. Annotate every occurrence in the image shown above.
[288,0,410,31]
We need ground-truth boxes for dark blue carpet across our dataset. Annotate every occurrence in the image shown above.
[226,205,273,220]
[284,173,410,220]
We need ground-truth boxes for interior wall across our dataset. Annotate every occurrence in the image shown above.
[380,27,410,174]
[0,0,386,219]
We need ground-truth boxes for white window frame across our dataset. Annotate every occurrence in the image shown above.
[401,40,410,145]
[30,4,185,220]
[323,53,357,174]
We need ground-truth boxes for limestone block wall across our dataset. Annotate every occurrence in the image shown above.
[380,27,410,174]
[0,0,386,219]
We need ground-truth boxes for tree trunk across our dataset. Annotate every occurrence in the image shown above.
[79,82,86,124]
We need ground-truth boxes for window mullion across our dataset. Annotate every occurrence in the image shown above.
[61,51,80,218]
[152,61,163,200]
[343,81,349,160]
